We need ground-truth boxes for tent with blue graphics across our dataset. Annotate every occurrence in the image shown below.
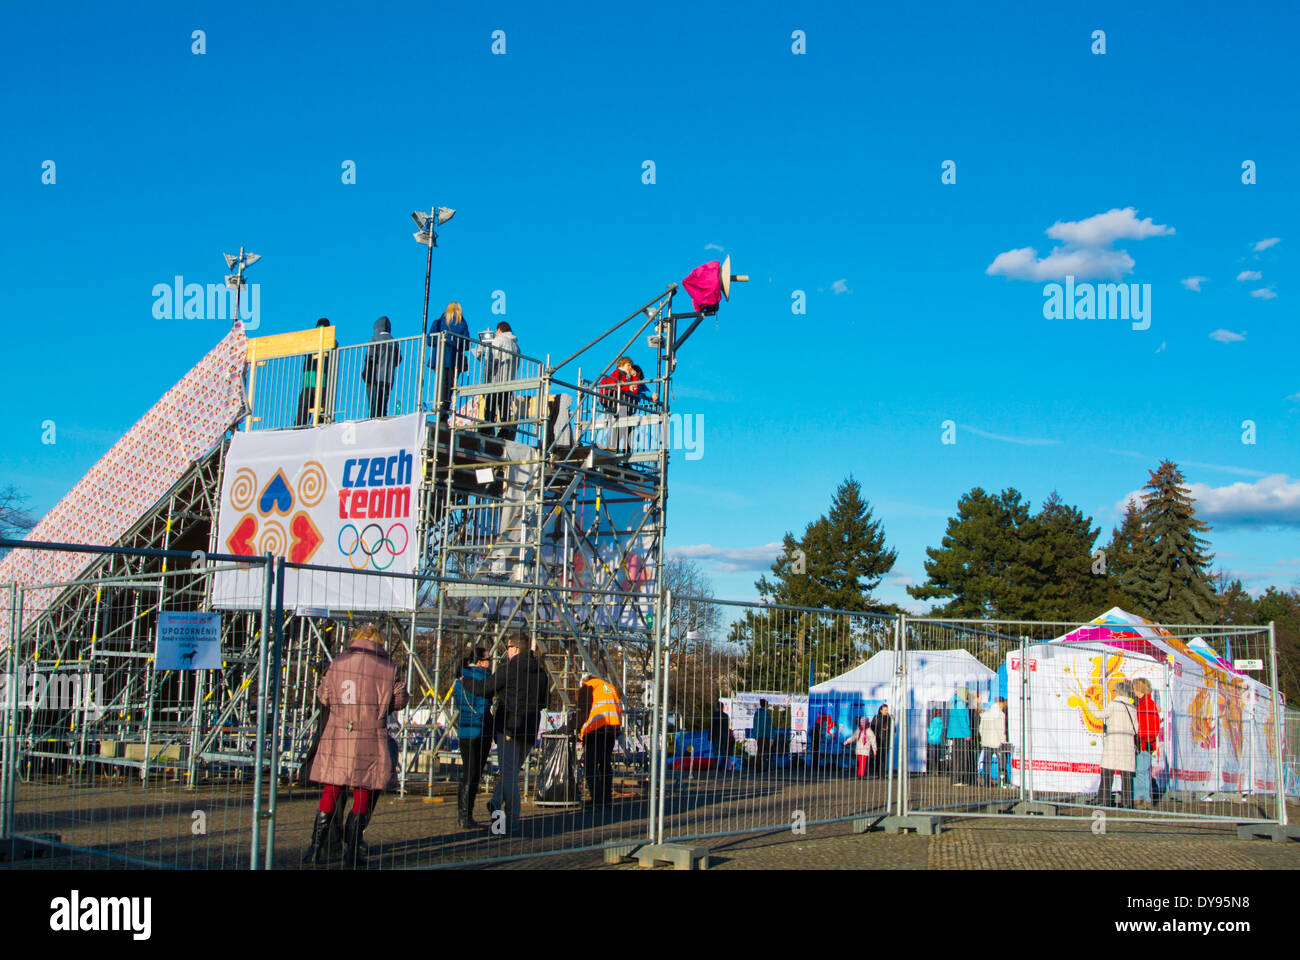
[1005,607,1284,797]
[809,649,996,772]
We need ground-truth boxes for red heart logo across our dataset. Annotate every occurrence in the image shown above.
[289,512,323,564]
[226,514,257,556]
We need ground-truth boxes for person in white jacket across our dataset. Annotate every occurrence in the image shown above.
[978,698,1009,787]
[844,717,877,779]
[1093,681,1138,808]
[473,322,520,440]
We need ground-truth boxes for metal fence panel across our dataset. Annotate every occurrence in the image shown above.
[900,617,1284,827]
[2,554,272,869]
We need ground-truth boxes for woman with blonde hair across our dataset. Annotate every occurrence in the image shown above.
[429,301,470,420]
[305,624,409,867]
[1093,680,1137,808]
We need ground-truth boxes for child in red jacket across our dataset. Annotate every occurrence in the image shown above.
[1133,677,1161,808]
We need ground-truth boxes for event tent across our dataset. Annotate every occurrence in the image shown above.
[810,649,996,771]
[1004,607,1284,796]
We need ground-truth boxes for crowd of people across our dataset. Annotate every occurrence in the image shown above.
[288,303,659,447]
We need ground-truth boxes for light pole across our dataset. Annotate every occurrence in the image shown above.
[411,206,455,339]
[223,247,261,328]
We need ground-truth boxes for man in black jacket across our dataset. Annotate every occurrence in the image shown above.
[461,633,551,835]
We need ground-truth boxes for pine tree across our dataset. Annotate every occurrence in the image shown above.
[1102,498,1145,612]
[756,476,897,613]
[908,487,1036,618]
[1020,491,1105,621]
[736,476,897,690]
[1127,460,1216,624]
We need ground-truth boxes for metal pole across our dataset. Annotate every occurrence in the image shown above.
[249,554,273,870]
[647,588,663,842]
[1018,633,1027,803]
[0,584,17,840]
[399,608,416,797]
[893,614,905,817]
[657,648,669,846]
[264,556,287,868]
[1267,622,1287,826]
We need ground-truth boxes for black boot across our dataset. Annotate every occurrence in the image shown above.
[457,779,477,828]
[302,810,334,864]
[343,812,370,868]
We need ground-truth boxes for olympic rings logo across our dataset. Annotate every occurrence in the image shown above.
[338,522,409,570]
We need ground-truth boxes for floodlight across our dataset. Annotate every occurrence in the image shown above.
[411,211,431,229]
[224,253,238,269]
[647,334,665,349]
[413,230,432,245]
[435,206,455,225]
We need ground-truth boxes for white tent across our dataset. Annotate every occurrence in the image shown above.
[811,649,996,771]
[1004,607,1283,797]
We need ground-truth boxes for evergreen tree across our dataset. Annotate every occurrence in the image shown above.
[1020,491,1105,621]
[756,475,897,613]
[1127,461,1217,624]
[735,476,897,690]
[1102,498,1145,612]
[908,487,1036,618]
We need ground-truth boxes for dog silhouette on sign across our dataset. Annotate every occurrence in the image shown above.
[181,648,197,668]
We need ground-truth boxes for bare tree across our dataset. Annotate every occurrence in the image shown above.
[0,485,37,555]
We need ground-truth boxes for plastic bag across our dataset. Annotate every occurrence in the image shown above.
[536,734,578,803]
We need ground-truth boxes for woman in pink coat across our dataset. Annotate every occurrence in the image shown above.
[305,624,409,867]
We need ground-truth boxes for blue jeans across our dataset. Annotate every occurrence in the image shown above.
[491,732,526,831]
[1135,750,1153,803]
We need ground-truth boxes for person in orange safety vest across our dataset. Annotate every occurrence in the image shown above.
[576,674,623,807]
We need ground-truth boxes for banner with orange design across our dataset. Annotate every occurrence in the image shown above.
[212,414,424,611]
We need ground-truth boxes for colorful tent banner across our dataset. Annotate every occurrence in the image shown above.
[212,414,424,611]
[1007,607,1281,795]
[0,325,249,647]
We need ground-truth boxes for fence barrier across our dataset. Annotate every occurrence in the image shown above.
[1,542,1293,869]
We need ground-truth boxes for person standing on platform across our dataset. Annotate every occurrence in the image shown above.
[305,624,409,868]
[296,317,333,426]
[361,316,400,419]
[576,673,623,807]
[460,633,550,835]
[1132,678,1161,809]
[429,301,470,421]
[452,647,494,828]
[473,321,520,440]
[946,688,973,786]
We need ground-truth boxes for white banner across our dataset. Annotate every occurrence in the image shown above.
[212,414,424,611]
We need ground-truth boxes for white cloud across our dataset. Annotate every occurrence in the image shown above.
[1154,341,1167,354]
[1250,288,1277,299]
[1046,207,1175,247]
[961,424,1062,446]
[669,542,784,573]
[1115,474,1300,529]
[704,243,724,252]
[1181,276,1208,292]
[1287,391,1300,402]
[987,245,1135,282]
[830,278,850,295]
[1253,237,1281,252]
[986,207,1171,282]
[1209,329,1246,342]
[1236,270,1262,282]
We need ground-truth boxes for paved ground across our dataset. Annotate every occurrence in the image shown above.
[6,769,1298,870]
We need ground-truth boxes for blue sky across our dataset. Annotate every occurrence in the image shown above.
[2,1,1297,610]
